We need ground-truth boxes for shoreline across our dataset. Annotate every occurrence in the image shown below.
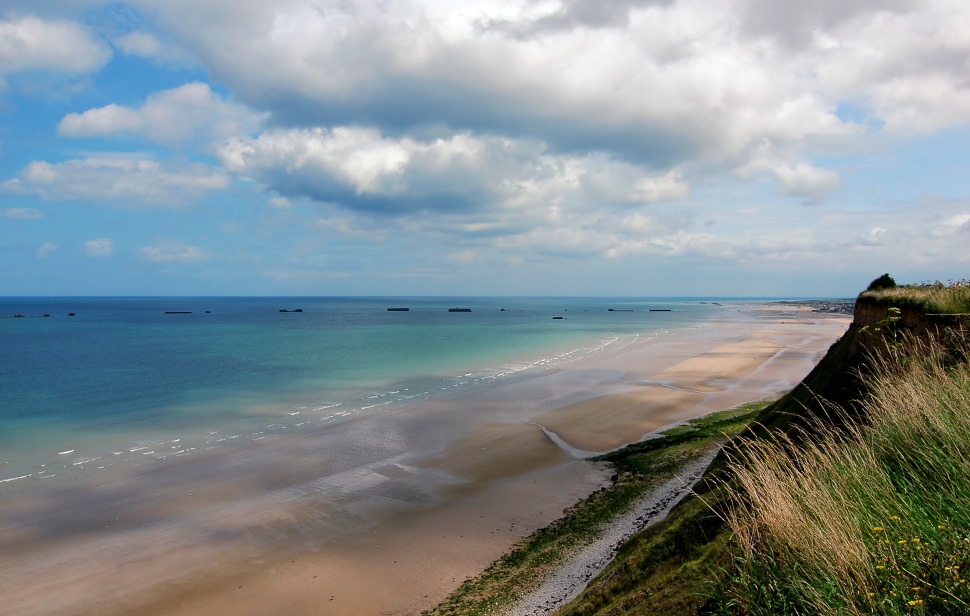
[0,303,850,616]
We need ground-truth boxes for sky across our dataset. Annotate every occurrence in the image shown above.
[1,0,968,297]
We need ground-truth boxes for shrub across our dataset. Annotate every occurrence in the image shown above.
[867,273,898,291]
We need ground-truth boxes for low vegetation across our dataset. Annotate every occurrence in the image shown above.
[859,279,970,314]
[426,403,766,616]
[433,279,970,616]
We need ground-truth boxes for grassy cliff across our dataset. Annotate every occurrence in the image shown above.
[427,403,767,616]
[561,280,970,616]
[429,281,970,615]
[858,279,970,314]
[717,336,970,614]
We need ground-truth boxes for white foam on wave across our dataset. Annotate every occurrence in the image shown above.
[0,474,31,483]
[12,309,703,492]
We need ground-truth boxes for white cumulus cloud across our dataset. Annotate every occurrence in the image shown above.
[771,162,845,203]
[0,15,111,74]
[58,82,264,147]
[84,237,113,257]
[219,127,694,219]
[139,0,970,169]
[2,156,230,206]
[141,242,208,262]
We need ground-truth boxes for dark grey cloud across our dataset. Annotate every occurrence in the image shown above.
[251,74,700,169]
[481,0,675,36]
[738,0,918,49]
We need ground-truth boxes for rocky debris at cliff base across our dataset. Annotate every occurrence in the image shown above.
[505,447,722,616]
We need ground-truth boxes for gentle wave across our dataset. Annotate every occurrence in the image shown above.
[1,303,717,491]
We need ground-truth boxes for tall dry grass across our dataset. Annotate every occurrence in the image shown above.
[720,333,970,614]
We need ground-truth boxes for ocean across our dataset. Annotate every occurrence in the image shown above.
[0,296,722,490]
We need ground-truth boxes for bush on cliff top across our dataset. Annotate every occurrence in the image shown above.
[867,273,897,291]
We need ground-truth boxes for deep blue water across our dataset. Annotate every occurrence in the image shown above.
[0,297,720,486]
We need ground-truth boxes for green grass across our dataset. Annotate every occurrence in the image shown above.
[556,483,736,616]
[716,333,970,615]
[859,280,970,314]
[425,403,767,616]
[433,284,970,616]
[555,405,769,616]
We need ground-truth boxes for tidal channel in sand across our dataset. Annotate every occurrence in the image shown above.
[0,303,850,616]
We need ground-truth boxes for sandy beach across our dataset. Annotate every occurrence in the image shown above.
[0,303,850,616]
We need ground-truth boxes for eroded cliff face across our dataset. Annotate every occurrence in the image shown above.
[748,297,968,437]
[850,298,970,358]
[852,299,922,329]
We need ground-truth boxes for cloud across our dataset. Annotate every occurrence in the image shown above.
[220,127,693,218]
[3,207,45,219]
[740,152,844,203]
[805,1,970,135]
[5,1,970,295]
[112,30,196,65]
[737,0,918,49]
[141,241,208,262]
[2,156,230,206]
[857,226,889,246]
[946,214,970,228]
[771,162,844,203]
[935,213,970,237]
[58,82,263,147]
[114,30,163,57]
[0,15,111,74]
[581,165,689,205]
[84,237,113,257]
[483,0,676,36]
[140,1,831,168]
[141,1,965,167]
[36,242,57,259]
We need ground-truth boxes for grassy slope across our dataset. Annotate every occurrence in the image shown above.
[434,287,969,615]
[557,323,872,615]
[716,328,970,614]
[562,284,968,616]
[430,308,867,616]
[556,481,734,616]
[426,404,766,616]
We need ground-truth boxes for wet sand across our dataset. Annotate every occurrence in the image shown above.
[0,304,850,615]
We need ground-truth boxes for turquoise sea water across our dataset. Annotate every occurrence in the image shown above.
[0,297,721,488]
